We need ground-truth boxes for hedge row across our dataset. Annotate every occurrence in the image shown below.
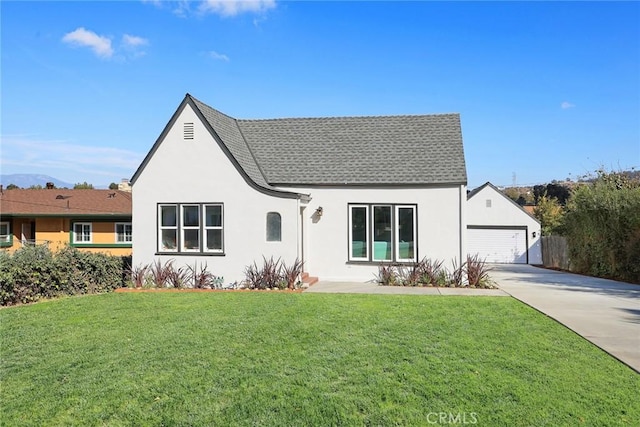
[563,170,640,283]
[0,245,131,306]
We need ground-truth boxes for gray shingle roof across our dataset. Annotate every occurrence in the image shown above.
[190,95,467,187]
[190,97,273,190]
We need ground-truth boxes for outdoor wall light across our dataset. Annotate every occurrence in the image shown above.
[532,231,537,238]
[315,207,323,217]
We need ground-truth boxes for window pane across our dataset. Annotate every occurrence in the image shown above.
[1,223,8,235]
[117,224,132,243]
[373,206,392,261]
[205,205,222,227]
[398,207,415,260]
[161,206,177,226]
[183,229,200,250]
[207,229,223,250]
[183,206,199,227]
[266,212,281,242]
[161,230,177,250]
[74,224,90,242]
[351,207,367,258]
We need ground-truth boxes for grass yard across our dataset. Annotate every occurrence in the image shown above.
[1,293,638,426]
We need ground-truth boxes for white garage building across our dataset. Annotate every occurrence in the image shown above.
[467,182,542,265]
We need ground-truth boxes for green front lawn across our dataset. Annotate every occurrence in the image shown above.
[1,293,638,426]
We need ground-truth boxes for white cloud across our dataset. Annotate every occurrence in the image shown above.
[62,28,150,60]
[561,101,576,109]
[206,50,230,61]
[122,34,149,48]
[0,135,143,183]
[198,0,276,17]
[62,27,114,59]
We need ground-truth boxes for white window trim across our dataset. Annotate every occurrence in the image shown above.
[181,205,201,252]
[115,222,132,244]
[348,205,369,261]
[0,221,10,243]
[73,222,92,244]
[159,204,178,252]
[204,204,224,253]
[395,205,417,263]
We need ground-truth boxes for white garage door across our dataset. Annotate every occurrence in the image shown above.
[467,228,527,264]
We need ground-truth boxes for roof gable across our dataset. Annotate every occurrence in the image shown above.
[467,182,540,224]
[0,189,132,216]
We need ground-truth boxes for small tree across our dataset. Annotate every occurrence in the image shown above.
[533,193,564,235]
[108,182,119,190]
[74,182,94,189]
[6,184,19,190]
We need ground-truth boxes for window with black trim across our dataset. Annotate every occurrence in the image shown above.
[348,204,416,263]
[266,212,281,242]
[158,203,223,253]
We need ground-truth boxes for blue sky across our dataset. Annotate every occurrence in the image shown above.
[1,1,638,189]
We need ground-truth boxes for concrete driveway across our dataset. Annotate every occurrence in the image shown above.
[489,264,640,373]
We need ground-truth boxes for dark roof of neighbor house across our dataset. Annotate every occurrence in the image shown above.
[0,189,132,217]
[132,94,467,196]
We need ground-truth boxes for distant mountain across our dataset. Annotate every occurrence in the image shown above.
[0,174,74,189]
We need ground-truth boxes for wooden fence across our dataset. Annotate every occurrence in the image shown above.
[541,235,570,270]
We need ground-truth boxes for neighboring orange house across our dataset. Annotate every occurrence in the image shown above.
[0,188,132,256]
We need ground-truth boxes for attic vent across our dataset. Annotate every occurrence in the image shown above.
[184,122,194,140]
[486,199,492,208]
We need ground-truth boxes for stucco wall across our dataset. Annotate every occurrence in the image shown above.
[281,185,466,281]
[132,104,299,284]
[467,185,542,264]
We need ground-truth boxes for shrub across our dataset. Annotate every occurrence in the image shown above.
[128,264,149,288]
[376,264,399,286]
[166,264,189,289]
[243,257,303,290]
[417,258,445,286]
[465,254,494,288]
[449,258,464,288]
[281,258,304,290]
[149,259,172,289]
[188,262,217,289]
[563,169,640,283]
[0,245,128,306]
[375,257,495,289]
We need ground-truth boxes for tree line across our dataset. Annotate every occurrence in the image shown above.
[531,169,640,283]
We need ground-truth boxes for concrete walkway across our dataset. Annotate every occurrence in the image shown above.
[304,280,508,296]
[488,264,640,373]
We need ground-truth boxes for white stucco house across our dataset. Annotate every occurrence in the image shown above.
[131,94,468,283]
[466,182,542,264]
